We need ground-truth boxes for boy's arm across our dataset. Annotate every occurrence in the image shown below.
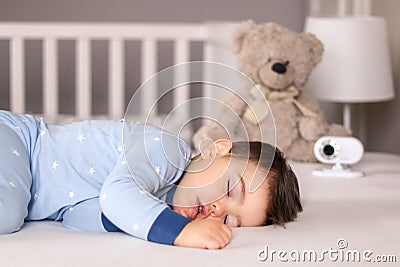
[101,167,232,248]
[100,125,232,248]
[100,128,191,245]
[100,175,190,245]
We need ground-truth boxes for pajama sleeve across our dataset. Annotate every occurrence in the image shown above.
[99,125,192,245]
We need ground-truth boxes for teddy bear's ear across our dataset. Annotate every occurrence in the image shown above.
[232,20,256,54]
[300,32,324,66]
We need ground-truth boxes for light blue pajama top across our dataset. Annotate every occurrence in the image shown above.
[1,110,192,245]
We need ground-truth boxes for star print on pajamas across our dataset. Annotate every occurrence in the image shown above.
[52,160,59,170]
[11,148,20,156]
[77,134,85,142]
[0,110,192,245]
[155,166,161,174]
[88,167,96,176]
[40,129,47,136]
[68,191,75,199]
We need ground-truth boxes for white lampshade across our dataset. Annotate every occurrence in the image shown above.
[304,16,395,103]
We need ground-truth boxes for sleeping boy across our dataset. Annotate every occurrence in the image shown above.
[0,110,302,249]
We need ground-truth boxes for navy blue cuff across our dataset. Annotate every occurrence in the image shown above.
[101,213,123,232]
[147,208,191,245]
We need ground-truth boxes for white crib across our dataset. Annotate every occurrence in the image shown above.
[0,21,239,136]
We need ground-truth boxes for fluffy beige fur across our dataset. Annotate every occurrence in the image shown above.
[193,21,349,162]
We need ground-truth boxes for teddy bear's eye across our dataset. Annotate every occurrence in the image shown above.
[267,57,272,63]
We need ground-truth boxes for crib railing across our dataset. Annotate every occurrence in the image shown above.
[0,22,238,126]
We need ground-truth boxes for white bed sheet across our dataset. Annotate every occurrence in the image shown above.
[1,152,399,267]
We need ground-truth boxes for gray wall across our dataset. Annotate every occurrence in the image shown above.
[0,0,307,113]
[0,0,306,26]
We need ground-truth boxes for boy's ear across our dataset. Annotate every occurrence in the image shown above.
[201,139,232,159]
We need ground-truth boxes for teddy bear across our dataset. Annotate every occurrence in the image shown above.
[192,20,350,162]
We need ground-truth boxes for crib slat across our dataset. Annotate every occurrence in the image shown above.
[43,38,58,117]
[108,38,124,120]
[10,38,25,114]
[173,39,190,118]
[337,0,347,16]
[352,0,371,16]
[76,38,91,119]
[202,41,214,115]
[141,39,157,116]
[309,0,320,17]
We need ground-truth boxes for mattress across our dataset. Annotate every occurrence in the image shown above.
[1,152,399,267]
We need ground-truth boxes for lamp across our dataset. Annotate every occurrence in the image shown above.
[304,16,395,132]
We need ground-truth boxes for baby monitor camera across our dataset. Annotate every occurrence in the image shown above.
[313,136,364,178]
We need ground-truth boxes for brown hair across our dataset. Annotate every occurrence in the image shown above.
[230,141,303,226]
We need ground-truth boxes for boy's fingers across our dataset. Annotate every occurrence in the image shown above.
[221,224,232,239]
[206,230,228,249]
[213,224,231,246]
[219,227,231,245]
[207,242,221,250]
[209,237,226,250]
[220,233,230,248]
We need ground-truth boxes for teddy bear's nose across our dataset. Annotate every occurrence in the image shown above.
[272,62,287,74]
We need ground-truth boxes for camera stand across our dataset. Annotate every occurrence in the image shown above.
[312,162,364,178]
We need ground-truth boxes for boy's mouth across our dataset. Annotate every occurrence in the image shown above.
[189,198,209,220]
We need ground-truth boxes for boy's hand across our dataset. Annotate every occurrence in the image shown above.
[173,219,232,249]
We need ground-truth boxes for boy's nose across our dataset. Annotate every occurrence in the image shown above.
[208,196,228,219]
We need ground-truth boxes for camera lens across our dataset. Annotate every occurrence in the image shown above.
[323,144,335,156]
[319,139,340,160]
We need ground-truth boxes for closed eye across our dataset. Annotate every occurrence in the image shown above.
[227,175,245,202]
[223,214,240,227]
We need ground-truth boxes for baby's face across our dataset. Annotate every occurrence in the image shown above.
[172,141,268,227]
